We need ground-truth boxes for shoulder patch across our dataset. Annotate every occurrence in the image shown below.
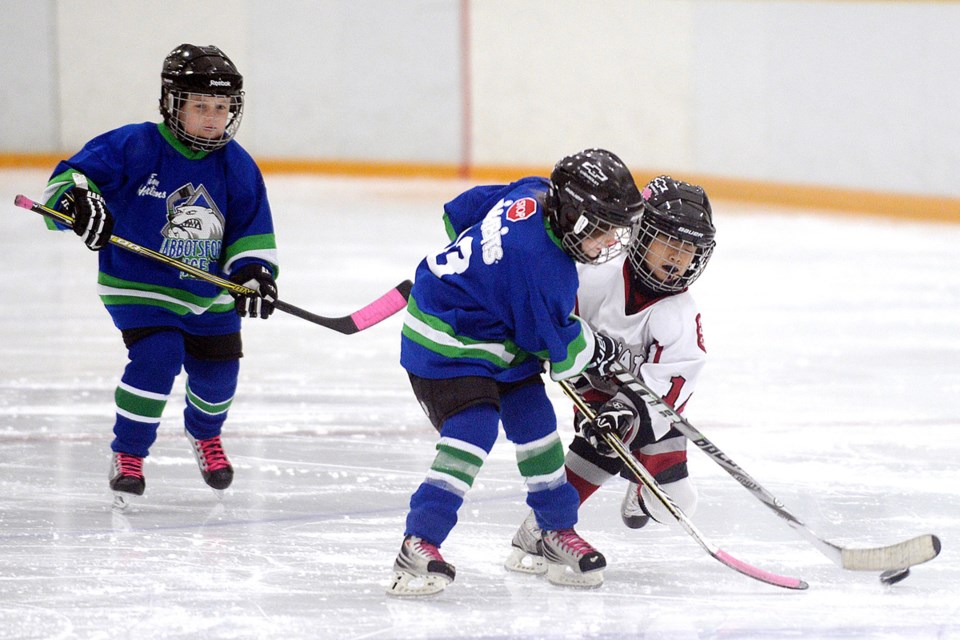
[505,197,538,222]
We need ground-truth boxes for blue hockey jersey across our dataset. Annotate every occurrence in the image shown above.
[43,122,278,334]
[400,177,596,383]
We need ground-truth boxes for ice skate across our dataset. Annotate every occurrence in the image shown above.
[185,429,234,493]
[504,511,546,575]
[621,481,651,529]
[109,452,145,511]
[386,535,456,597]
[539,528,606,588]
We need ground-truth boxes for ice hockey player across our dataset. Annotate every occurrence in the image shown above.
[506,176,717,572]
[387,149,644,596]
[40,44,279,509]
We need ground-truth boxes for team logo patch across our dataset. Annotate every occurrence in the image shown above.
[158,183,225,278]
[505,197,537,222]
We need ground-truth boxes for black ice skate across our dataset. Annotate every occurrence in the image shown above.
[539,528,606,588]
[504,511,547,575]
[185,429,234,492]
[386,535,456,597]
[621,481,651,529]
[109,452,145,511]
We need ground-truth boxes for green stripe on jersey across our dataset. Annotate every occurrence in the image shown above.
[115,385,167,420]
[431,442,484,486]
[186,384,233,416]
[402,295,529,370]
[515,432,565,479]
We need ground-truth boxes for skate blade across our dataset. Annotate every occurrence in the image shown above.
[545,563,604,588]
[111,509,133,533]
[385,570,451,597]
[111,491,139,512]
[504,547,547,575]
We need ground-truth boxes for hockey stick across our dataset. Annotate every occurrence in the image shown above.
[606,365,942,573]
[558,379,808,591]
[15,194,411,334]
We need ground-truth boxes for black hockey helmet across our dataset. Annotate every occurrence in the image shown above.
[546,149,644,264]
[628,176,716,293]
[159,44,244,152]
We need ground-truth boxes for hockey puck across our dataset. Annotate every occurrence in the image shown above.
[879,568,910,585]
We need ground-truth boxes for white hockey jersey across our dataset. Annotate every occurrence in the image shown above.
[575,256,706,441]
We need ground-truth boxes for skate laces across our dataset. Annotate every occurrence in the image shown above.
[194,436,230,471]
[409,536,445,562]
[549,529,596,556]
[114,453,144,479]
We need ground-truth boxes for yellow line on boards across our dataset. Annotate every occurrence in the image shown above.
[3,153,957,224]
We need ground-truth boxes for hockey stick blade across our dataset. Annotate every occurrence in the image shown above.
[607,365,942,573]
[15,194,411,334]
[558,380,807,591]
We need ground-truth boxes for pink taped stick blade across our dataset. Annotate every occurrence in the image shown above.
[349,288,408,331]
[715,549,808,590]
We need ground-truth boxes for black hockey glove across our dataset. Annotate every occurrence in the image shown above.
[229,264,278,319]
[60,186,114,251]
[575,399,639,458]
[582,330,625,378]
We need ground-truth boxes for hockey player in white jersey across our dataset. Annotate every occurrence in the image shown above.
[506,175,716,574]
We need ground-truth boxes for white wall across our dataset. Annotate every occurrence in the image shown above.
[470,1,698,172]
[2,0,958,199]
[689,1,960,195]
[0,1,59,151]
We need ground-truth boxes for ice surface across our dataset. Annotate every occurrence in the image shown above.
[1,170,957,639]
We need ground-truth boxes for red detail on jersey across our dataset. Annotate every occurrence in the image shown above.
[636,450,688,476]
[581,388,611,404]
[695,313,706,352]
[651,342,664,364]
[663,375,686,409]
[623,261,678,315]
[505,197,537,221]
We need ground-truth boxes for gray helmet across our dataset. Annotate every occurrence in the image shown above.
[628,176,716,293]
[159,44,244,152]
[546,149,644,264]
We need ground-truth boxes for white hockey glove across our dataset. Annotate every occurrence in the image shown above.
[59,177,114,251]
[575,398,639,457]
[229,264,278,319]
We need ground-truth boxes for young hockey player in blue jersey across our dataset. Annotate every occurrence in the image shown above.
[506,176,717,572]
[41,44,279,509]
[387,149,644,596]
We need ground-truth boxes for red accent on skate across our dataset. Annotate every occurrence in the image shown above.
[194,436,230,471]
[115,453,144,479]
[550,529,597,556]
[410,537,445,562]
